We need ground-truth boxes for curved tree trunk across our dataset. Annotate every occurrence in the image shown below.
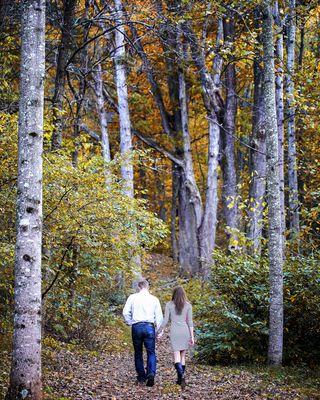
[262,0,284,366]
[6,1,46,399]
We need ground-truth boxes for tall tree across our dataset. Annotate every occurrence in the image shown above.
[247,12,266,255]
[113,0,134,198]
[6,0,46,398]
[286,0,300,240]
[262,0,284,365]
[177,28,203,276]
[51,0,77,150]
[274,0,286,252]
[221,13,239,249]
[198,19,223,277]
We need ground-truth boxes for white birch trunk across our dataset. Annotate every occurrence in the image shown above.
[6,1,45,399]
[262,0,284,366]
[286,0,300,239]
[113,0,134,198]
[93,57,112,187]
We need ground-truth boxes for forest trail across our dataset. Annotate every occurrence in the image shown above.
[0,255,319,399]
[42,335,313,400]
[38,255,318,400]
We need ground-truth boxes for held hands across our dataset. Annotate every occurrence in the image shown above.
[189,336,195,346]
[156,330,164,341]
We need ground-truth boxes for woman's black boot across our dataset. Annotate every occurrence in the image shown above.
[174,362,183,385]
[181,365,186,388]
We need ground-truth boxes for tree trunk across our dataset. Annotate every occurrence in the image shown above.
[286,0,300,240]
[221,15,239,249]
[6,1,45,399]
[199,113,220,277]
[92,45,112,187]
[262,0,284,366]
[51,0,77,150]
[177,33,202,275]
[198,20,223,276]
[171,163,179,264]
[274,0,286,252]
[113,0,134,198]
[247,45,266,255]
[94,60,111,165]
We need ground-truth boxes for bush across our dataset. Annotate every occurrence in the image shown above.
[0,112,168,344]
[192,250,320,365]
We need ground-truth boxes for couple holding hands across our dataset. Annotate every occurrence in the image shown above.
[122,278,194,388]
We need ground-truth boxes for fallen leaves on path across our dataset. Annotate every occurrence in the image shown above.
[42,336,319,400]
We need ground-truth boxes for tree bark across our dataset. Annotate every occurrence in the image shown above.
[274,1,286,253]
[51,0,77,150]
[221,15,239,249]
[286,0,300,240]
[92,42,112,187]
[199,113,220,277]
[247,32,266,255]
[113,0,134,198]
[93,59,111,165]
[198,20,223,276]
[171,163,179,264]
[262,0,284,366]
[6,1,45,398]
[177,31,202,275]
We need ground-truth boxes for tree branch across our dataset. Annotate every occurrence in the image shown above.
[132,129,184,168]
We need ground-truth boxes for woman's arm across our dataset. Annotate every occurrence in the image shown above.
[157,302,170,334]
[187,304,195,345]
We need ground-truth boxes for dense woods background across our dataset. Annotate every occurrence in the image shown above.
[0,0,320,399]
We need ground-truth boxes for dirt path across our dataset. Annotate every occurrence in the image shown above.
[43,336,318,400]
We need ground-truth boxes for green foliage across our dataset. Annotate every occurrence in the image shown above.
[0,112,168,343]
[190,250,320,365]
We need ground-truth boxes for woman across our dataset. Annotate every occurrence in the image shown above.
[157,286,194,387]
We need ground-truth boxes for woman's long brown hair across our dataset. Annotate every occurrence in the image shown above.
[172,286,187,315]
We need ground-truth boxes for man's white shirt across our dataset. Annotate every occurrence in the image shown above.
[123,289,163,330]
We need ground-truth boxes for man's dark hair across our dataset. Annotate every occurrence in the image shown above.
[136,278,149,291]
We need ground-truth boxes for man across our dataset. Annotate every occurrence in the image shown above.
[123,278,163,387]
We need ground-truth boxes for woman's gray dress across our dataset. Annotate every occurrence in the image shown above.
[160,301,193,351]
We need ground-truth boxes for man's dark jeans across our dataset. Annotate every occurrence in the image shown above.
[131,322,156,381]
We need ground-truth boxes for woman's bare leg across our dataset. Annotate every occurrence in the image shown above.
[173,351,181,363]
[180,350,186,367]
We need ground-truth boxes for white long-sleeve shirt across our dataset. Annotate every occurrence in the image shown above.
[122,289,163,330]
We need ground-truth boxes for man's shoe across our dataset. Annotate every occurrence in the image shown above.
[180,376,186,389]
[146,374,155,387]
